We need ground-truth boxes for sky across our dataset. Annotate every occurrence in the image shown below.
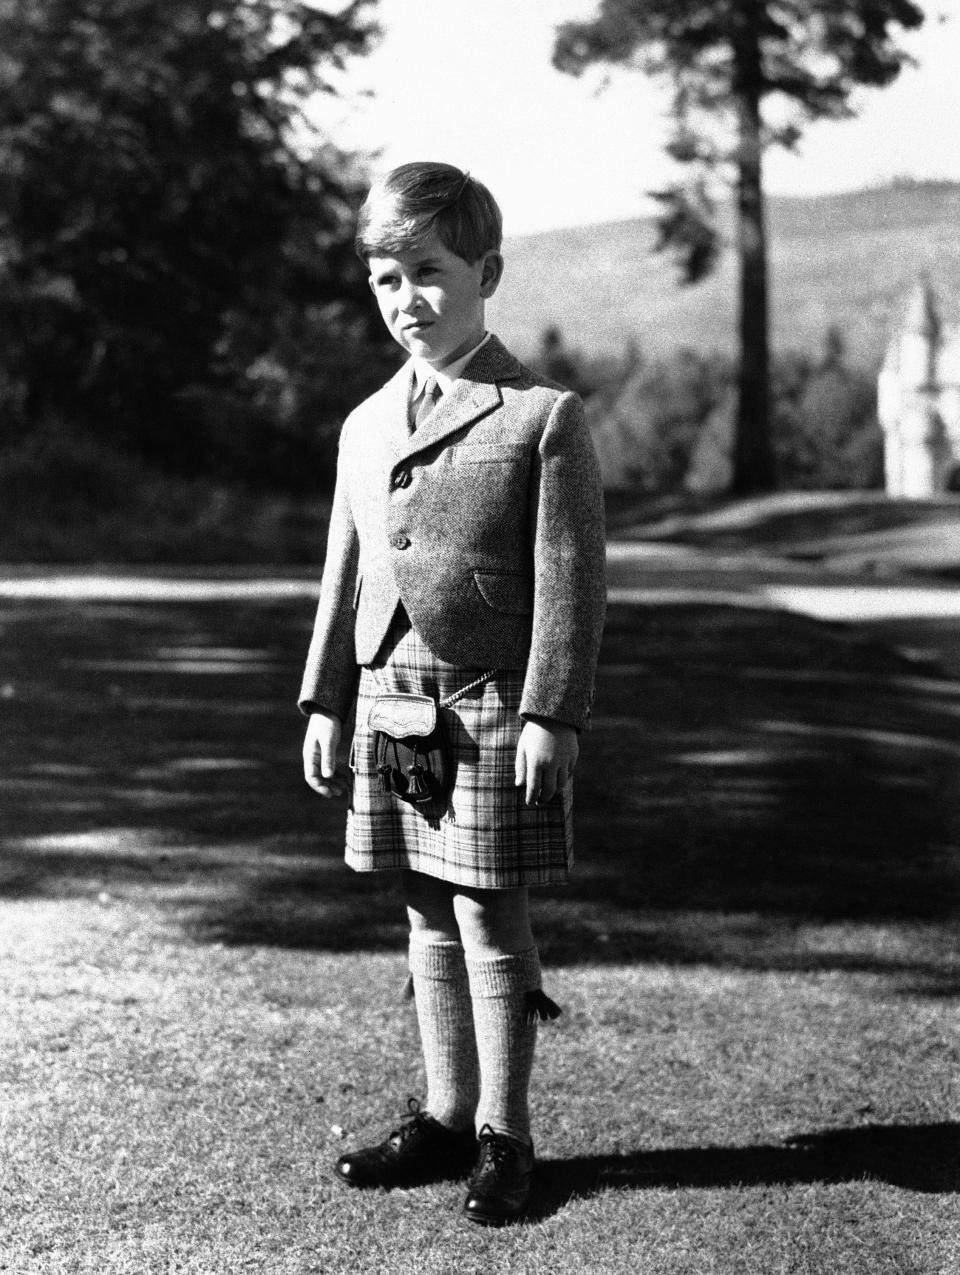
[314,0,960,235]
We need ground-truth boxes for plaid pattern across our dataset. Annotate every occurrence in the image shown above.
[345,613,573,889]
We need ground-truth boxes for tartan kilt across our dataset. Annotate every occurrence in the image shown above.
[345,613,573,889]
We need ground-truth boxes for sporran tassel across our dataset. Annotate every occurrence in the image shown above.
[406,762,430,801]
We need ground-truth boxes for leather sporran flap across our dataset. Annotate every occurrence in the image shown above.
[367,692,437,740]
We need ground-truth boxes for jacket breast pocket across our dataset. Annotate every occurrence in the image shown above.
[456,443,528,464]
[473,570,531,616]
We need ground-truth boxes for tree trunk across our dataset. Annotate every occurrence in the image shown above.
[730,11,775,494]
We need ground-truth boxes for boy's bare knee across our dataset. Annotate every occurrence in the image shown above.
[453,886,533,958]
[402,869,459,944]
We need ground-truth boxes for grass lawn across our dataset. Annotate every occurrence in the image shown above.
[1,529,959,1271]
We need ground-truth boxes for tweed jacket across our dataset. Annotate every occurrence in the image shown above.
[298,334,606,731]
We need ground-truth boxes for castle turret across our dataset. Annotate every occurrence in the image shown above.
[879,274,960,498]
[899,276,941,390]
[896,400,946,496]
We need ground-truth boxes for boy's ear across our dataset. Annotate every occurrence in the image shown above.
[478,250,504,299]
[367,274,376,295]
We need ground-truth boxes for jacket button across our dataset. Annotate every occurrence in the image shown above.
[392,469,411,489]
[393,534,411,550]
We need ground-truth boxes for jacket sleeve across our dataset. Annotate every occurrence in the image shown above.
[298,419,361,720]
[520,391,606,731]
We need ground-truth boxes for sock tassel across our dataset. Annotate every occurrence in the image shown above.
[524,988,562,1024]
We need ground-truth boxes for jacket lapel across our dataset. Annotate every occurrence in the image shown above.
[379,360,417,457]
[391,335,523,464]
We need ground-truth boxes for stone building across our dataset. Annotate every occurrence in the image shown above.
[878,279,960,495]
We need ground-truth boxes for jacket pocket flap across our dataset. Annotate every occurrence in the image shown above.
[473,571,531,615]
[368,693,437,739]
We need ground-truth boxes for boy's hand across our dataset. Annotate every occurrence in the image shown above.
[303,711,346,798]
[515,717,579,806]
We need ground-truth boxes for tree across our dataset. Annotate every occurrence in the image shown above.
[0,0,386,483]
[554,0,925,494]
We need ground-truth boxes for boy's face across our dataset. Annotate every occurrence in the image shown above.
[367,231,503,369]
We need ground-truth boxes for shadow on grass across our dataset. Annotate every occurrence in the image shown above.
[1,595,959,984]
[531,1121,960,1219]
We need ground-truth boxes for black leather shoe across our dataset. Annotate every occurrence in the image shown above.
[462,1125,534,1226]
[335,1098,476,1189]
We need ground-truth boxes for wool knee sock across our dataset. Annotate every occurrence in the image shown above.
[408,937,479,1132]
[466,946,548,1147]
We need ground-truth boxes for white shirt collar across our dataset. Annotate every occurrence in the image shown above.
[412,332,492,399]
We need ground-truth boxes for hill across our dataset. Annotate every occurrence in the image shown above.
[489,181,960,369]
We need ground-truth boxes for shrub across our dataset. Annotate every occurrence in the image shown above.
[0,422,330,562]
[588,328,883,494]
[530,326,640,403]
[588,347,729,491]
[775,358,883,490]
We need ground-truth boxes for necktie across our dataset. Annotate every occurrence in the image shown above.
[412,376,441,431]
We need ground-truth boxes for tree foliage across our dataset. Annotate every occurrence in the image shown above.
[0,0,389,485]
[554,0,924,493]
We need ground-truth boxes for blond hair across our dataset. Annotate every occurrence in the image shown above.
[356,162,502,263]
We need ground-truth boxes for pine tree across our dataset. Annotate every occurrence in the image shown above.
[554,0,925,493]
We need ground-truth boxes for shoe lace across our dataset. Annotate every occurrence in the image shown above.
[388,1097,431,1150]
[475,1124,514,1172]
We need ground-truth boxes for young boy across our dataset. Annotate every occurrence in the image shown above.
[300,162,605,1225]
